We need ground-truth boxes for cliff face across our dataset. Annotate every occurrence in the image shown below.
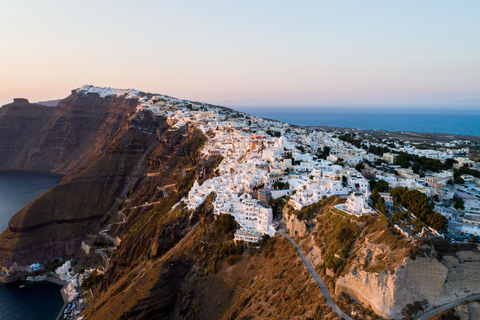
[283,199,480,319]
[335,248,480,319]
[82,204,335,320]
[0,90,146,266]
[0,92,137,174]
[286,210,308,237]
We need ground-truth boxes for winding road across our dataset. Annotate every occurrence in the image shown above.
[415,294,480,320]
[95,210,127,272]
[279,230,353,320]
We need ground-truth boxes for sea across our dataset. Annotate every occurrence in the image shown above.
[0,170,64,320]
[234,106,480,138]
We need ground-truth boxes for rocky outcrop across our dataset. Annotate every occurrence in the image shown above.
[455,301,480,320]
[336,250,480,319]
[286,211,308,237]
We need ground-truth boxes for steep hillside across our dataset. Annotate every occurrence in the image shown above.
[284,198,480,319]
[64,119,337,320]
[0,89,157,267]
[0,91,138,174]
[81,198,336,320]
[0,126,160,266]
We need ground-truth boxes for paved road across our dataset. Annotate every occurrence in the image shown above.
[95,249,110,272]
[99,228,119,247]
[129,202,161,209]
[95,210,127,273]
[416,294,480,320]
[279,231,353,320]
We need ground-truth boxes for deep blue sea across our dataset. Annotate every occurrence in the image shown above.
[0,171,63,320]
[235,106,480,137]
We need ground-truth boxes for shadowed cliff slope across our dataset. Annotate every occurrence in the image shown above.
[0,90,151,266]
[0,91,137,174]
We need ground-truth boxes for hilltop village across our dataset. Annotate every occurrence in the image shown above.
[120,85,480,244]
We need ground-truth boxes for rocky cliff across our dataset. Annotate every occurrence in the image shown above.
[0,91,137,174]
[285,198,480,319]
[3,87,479,320]
[0,89,146,266]
[1,88,330,320]
[336,248,480,319]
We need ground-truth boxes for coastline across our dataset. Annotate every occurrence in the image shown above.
[45,275,69,320]
[55,285,68,320]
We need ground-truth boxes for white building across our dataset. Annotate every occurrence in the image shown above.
[55,261,73,280]
[214,193,275,242]
[341,191,374,216]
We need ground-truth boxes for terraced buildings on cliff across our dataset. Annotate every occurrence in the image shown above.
[129,88,377,242]
[64,86,480,247]
[1,85,480,319]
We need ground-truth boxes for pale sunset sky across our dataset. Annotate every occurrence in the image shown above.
[0,1,479,107]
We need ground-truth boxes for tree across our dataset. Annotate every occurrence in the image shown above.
[426,213,448,232]
[400,161,411,169]
[376,180,389,193]
[217,214,238,239]
[368,145,390,156]
[454,197,464,211]
[370,189,380,205]
[412,162,422,174]
[272,181,289,190]
[445,158,457,168]
[454,166,480,179]
[455,177,465,185]
[376,197,386,214]
[390,187,408,206]
[393,188,448,232]
[355,162,365,171]
[323,146,331,157]
[394,152,415,166]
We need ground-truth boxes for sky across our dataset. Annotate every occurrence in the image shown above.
[1,1,480,108]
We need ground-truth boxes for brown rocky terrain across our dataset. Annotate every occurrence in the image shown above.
[0,90,147,266]
[282,198,480,319]
[0,92,138,174]
[80,197,337,320]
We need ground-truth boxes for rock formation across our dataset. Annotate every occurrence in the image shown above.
[336,248,480,319]
[0,89,143,266]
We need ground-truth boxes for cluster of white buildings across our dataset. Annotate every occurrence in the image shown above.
[114,89,383,241]
[56,260,74,280]
[77,86,480,241]
[170,106,377,240]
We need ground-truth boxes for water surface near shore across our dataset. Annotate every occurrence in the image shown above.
[0,170,64,320]
[0,170,62,232]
